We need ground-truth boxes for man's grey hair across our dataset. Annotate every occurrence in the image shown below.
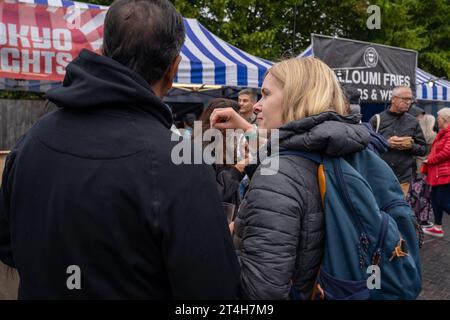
[238,89,258,102]
[392,86,412,98]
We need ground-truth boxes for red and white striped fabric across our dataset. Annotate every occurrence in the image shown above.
[0,0,106,81]
[1,0,272,89]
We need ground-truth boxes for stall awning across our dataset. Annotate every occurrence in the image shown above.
[0,0,272,92]
[416,68,449,102]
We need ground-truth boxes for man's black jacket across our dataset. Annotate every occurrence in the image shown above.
[0,49,240,299]
[369,110,426,183]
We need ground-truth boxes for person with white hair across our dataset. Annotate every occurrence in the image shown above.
[369,86,427,196]
[422,108,450,237]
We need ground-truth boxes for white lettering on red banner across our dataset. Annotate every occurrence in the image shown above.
[0,1,106,81]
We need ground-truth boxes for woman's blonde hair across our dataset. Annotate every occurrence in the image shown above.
[268,57,347,122]
[419,114,436,144]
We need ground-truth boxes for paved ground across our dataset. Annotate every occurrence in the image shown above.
[1,218,449,300]
[418,216,450,300]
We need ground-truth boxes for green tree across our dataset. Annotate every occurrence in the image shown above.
[33,0,450,78]
[408,0,450,79]
[175,0,301,60]
[347,0,450,79]
[174,0,450,78]
[174,0,372,60]
[2,0,448,98]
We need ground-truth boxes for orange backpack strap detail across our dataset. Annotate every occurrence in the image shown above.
[318,164,326,208]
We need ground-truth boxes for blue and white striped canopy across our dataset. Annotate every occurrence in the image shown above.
[298,45,450,102]
[416,68,450,102]
[177,18,272,88]
[0,0,272,92]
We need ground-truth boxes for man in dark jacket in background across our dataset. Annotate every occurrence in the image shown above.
[343,85,388,156]
[0,0,239,299]
[369,86,426,196]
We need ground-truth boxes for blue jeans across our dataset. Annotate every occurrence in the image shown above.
[431,184,450,225]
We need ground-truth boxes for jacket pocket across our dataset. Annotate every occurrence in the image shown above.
[437,166,450,177]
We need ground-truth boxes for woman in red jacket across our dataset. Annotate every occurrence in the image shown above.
[422,108,450,237]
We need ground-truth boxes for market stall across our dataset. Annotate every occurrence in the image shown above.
[0,0,272,92]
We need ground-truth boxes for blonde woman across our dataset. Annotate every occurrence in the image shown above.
[210,57,371,299]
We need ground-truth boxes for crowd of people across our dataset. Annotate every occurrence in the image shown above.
[0,0,449,300]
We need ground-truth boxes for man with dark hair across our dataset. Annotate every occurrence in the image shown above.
[182,113,196,139]
[342,84,362,115]
[183,113,196,129]
[342,85,388,156]
[0,0,239,299]
[238,89,257,123]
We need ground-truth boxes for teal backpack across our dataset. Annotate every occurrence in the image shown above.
[279,148,423,300]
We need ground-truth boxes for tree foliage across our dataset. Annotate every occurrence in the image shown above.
[26,0,450,78]
[2,0,448,100]
[174,0,450,78]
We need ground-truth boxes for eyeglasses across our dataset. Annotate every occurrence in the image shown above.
[394,96,414,102]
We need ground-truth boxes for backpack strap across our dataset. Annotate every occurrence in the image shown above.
[375,114,381,133]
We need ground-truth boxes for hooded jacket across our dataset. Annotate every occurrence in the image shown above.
[0,49,240,299]
[423,126,450,186]
[233,112,370,300]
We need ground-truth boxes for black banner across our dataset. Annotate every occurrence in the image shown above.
[312,34,418,103]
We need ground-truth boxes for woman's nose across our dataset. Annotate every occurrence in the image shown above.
[253,99,262,113]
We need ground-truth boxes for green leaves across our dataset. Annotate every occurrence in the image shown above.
[174,0,449,79]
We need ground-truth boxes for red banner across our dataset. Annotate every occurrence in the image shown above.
[0,1,106,81]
